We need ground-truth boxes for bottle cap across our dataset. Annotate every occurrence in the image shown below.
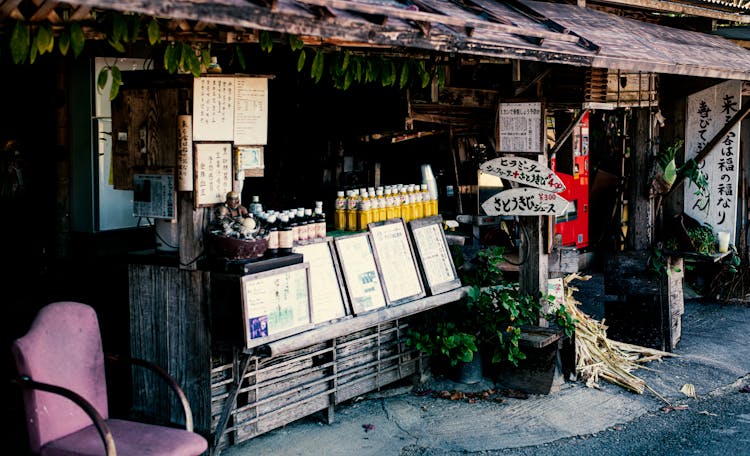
[337,191,345,197]
[315,200,323,208]
[252,195,259,202]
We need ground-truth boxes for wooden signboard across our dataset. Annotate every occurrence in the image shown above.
[480,156,565,193]
[240,263,312,349]
[368,219,425,305]
[481,187,569,216]
[685,80,741,244]
[293,239,349,324]
[194,142,233,207]
[497,101,544,154]
[333,233,388,314]
[408,216,462,295]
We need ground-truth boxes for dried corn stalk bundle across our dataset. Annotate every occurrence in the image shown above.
[563,274,676,402]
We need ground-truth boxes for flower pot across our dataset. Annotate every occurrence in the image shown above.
[452,352,483,384]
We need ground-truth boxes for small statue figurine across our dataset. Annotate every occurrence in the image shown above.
[223,191,248,218]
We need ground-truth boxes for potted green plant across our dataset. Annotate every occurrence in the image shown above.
[407,245,576,382]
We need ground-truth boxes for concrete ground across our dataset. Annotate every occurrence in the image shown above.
[219,275,750,456]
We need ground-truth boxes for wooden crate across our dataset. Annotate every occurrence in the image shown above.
[211,319,423,451]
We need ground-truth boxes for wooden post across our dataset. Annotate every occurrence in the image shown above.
[520,215,549,326]
[628,107,654,251]
[178,193,209,270]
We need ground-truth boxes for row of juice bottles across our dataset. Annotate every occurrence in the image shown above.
[334,184,438,231]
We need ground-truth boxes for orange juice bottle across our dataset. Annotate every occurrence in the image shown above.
[334,190,346,230]
[346,189,360,231]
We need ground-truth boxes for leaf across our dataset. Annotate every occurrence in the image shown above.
[128,15,142,43]
[109,65,122,101]
[58,30,70,56]
[296,49,306,72]
[342,52,350,71]
[343,69,353,90]
[288,34,304,51]
[663,159,677,186]
[147,20,161,46]
[112,13,127,44]
[36,26,53,55]
[29,41,38,64]
[201,47,211,68]
[234,46,246,70]
[109,39,125,53]
[179,43,190,70]
[311,50,324,83]
[399,60,410,89]
[70,23,85,58]
[165,44,179,73]
[188,50,202,77]
[97,67,109,91]
[260,31,273,52]
[10,22,30,64]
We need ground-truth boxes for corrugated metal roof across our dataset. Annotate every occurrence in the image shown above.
[7,0,750,79]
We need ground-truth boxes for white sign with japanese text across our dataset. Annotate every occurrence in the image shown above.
[480,156,565,193]
[497,102,544,153]
[481,187,569,216]
[685,80,741,243]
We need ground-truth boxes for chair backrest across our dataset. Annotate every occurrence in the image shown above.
[11,302,110,453]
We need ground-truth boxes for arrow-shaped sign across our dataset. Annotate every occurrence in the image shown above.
[481,187,570,216]
[480,157,565,193]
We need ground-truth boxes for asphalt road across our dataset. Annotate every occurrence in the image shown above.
[401,378,750,456]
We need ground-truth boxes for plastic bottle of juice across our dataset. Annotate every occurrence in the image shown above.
[408,184,418,221]
[358,191,371,230]
[314,205,326,238]
[334,190,346,231]
[376,187,386,222]
[399,186,410,222]
[346,189,360,231]
[419,184,430,217]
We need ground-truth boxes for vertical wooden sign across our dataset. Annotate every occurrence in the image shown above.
[685,80,741,243]
[177,115,193,191]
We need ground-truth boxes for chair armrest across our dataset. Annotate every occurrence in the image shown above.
[105,354,195,432]
[11,376,117,456]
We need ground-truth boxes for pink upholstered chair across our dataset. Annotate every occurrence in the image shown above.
[11,301,208,456]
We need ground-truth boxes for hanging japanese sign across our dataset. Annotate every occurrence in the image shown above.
[497,102,544,154]
[685,80,741,243]
[480,156,565,193]
[481,187,569,216]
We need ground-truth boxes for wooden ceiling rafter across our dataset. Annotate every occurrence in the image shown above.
[295,0,583,44]
[0,0,24,21]
[30,0,61,22]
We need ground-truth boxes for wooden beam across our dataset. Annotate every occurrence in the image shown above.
[69,5,92,21]
[0,0,23,21]
[296,0,583,44]
[591,0,750,23]
[503,0,600,51]
[450,0,543,45]
[514,67,552,96]
[30,0,60,22]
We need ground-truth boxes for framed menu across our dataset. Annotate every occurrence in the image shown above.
[333,233,388,314]
[293,239,349,324]
[194,142,233,207]
[408,216,462,295]
[368,219,425,305]
[496,101,544,154]
[240,263,312,349]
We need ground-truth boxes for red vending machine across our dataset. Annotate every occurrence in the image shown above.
[554,112,589,249]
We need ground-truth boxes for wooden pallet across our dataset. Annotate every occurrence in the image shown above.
[210,318,423,452]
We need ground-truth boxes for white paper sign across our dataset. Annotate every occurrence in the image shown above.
[369,222,424,304]
[498,102,543,153]
[335,234,387,314]
[411,223,456,288]
[480,156,565,193]
[194,142,233,207]
[685,80,741,243]
[293,242,347,324]
[241,264,311,346]
[234,78,268,145]
[192,77,235,141]
[547,277,565,312]
[481,187,569,216]
[133,173,175,219]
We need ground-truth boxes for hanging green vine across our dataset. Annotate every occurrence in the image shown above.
[6,13,446,100]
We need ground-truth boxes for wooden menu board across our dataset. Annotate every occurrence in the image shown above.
[408,216,462,295]
[240,263,312,349]
[194,142,233,207]
[333,233,388,314]
[293,239,349,324]
[368,219,425,305]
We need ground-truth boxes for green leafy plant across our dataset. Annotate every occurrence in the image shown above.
[407,246,577,369]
